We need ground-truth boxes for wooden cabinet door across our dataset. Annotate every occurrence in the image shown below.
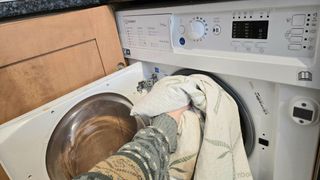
[0,6,125,124]
[0,6,124,179]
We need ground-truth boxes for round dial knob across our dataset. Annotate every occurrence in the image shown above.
[187,20,205,40]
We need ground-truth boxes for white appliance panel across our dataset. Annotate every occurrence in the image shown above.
[117,0,320,89]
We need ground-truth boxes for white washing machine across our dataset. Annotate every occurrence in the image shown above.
[1,0,320,180]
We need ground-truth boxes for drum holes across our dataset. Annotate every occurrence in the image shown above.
[51,110,55,114]
[27,174,32,179]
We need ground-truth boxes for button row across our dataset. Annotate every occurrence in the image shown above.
[231,41,267,48]
[286,12,318,51]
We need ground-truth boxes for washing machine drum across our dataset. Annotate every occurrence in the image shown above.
[173,69,255,157]
[46,93,145,180]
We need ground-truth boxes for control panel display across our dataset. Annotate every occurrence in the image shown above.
[232,21,269,39]
[130,6,318,58]
[293,107,313,121]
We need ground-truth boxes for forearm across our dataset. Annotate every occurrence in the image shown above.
[73,113,178,180]
[114,113,177,178]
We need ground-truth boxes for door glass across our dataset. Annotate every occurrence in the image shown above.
[46,93,145,180]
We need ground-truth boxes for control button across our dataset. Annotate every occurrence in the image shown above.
[178,25,185,34]
[291,28,304,35]
[231,41,241,47]
[290,36,303,42]
[255,42,267,48]
[288,44,302,50]
[213,25,221,35]
[243,42,253,48]
[179,37,185,45]
[292,14,306,26]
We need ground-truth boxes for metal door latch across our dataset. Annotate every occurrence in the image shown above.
[137,74,158,93]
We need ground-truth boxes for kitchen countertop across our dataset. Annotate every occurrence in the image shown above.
[0,0,102,19]
[0,0,225,19]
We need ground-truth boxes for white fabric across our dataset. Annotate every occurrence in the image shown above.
[131,75,252,180]
[168,109,202,179]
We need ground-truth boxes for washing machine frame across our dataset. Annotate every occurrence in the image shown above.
[115,0,320,179]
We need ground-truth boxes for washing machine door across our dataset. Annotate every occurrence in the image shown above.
[173,69,255,156]
[46,93,145,180]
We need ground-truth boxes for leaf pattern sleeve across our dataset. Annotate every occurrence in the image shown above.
[73,113,178,180]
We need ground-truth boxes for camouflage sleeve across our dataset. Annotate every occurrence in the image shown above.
[73,113,178,180]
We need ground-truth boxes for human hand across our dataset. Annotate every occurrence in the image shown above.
[166,105,190,123]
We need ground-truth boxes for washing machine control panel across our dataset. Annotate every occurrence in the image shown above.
[172,6,319,57]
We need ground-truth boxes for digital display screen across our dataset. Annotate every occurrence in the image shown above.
[293,107,313,121]
[232,21,269,39]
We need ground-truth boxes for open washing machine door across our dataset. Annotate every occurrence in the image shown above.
[46,93,145,180]
[173,69,255,156]
[0,62,147,180]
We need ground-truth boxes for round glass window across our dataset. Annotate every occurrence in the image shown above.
[46,93,145,180]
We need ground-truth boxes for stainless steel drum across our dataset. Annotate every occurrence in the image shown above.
[46,93,145,180]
